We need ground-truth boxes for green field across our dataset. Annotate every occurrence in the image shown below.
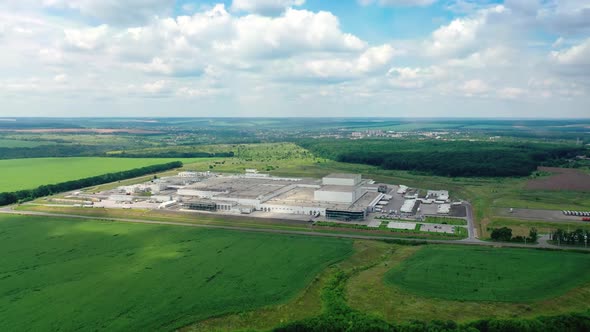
[385,246,590,302]
[0,139,52,148]
[0,157,204,192]
[0,215,352,331]
[423,216,467,226]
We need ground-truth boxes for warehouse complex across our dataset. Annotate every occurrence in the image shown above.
[177,172,385,221]
[74,170,456,222]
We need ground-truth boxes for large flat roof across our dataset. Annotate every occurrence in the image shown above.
[185,177,296,199]
[324,173,360,179]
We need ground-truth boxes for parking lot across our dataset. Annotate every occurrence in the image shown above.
[421,224,455,234]
[387,221,417,230]
[495,208,590,223]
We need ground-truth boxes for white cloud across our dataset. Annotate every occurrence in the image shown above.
[386,66,445,89]
[550,38,590,65]
[425,5,509,58]
[228,8,366,58]
[141,80,170,94]
[39,48,64,64]
[0,0,588,117]
[53,73,68,83]
[528,77,586,98]
[552,37,564,48]
[460,79,489,96]
[357,45,398,72]
[63,24,108,51]
[231,0,305,15]
[359,0,436,7]
[543,0,590,34]
[426,16,483,57]
[282,44,397,81]
[43,0,174,25]
[107,5,366,70]
[446,47,514,68]
[498,87,526,99]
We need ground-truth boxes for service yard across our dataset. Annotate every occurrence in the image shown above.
[495,208,590,223]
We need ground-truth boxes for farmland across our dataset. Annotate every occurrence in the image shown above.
[385,246,590,302]
[526,167,590,191]
[185,240,590,331]
[1,120,590,330]
[0,157,205,192]
[0,214,352,331]
[0,139,51,148]
[347,243,590,324]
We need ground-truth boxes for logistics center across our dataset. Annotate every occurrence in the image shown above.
[177,172,386,221]
[68,170,458,222]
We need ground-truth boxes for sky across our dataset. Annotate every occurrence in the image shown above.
[0,0,589,118]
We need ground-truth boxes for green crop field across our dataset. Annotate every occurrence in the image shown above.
[385,246,590,302]
[0,157,205,192]
[0,215,352,331]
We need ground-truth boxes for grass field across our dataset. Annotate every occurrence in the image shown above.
[0,157,207,192]
[487,217,590,237]
[347,243,590,324]
[423,216,467,226]
[0,215,352,331]
[385,246,590,302]
[15,204,467,241]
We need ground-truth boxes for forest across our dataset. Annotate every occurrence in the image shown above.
[0,145,235,160]
[0,161,182,206]
[298,139,586,177]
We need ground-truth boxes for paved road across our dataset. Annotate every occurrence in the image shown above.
[463,201,484,243]
[2,207,589,252]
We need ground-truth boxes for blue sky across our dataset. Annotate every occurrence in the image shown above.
[0,0,588,117]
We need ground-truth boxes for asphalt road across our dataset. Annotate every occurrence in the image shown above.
[464,202,478,240]
[2,206,588,252]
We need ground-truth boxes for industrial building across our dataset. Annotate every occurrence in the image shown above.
[79,169,459,223]
[175,172,384,221]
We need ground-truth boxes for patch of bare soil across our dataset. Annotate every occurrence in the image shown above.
[526,167,590,191]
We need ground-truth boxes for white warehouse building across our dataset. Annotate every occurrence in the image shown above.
[176,172,382,221]
[322,173,361,186]
[314,186,361,203]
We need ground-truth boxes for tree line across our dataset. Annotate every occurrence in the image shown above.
[490,227,538,243]
[0,161,182,206]
[0,145,236,160]
[551,229,590,246]
[110,151,234,158]
[276,313,590,332]
[298,139,586,177]
[0,145,115,159]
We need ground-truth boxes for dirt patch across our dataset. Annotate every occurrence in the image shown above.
[526,167,590,191]
[0,128,162,134]
[450,205,467,217]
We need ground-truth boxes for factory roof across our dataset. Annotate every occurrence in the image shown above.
[401,199,417,213]
[184,177,295,199]
[324,173,360,179]
[350,191,382,210]
[315,185,357,192]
